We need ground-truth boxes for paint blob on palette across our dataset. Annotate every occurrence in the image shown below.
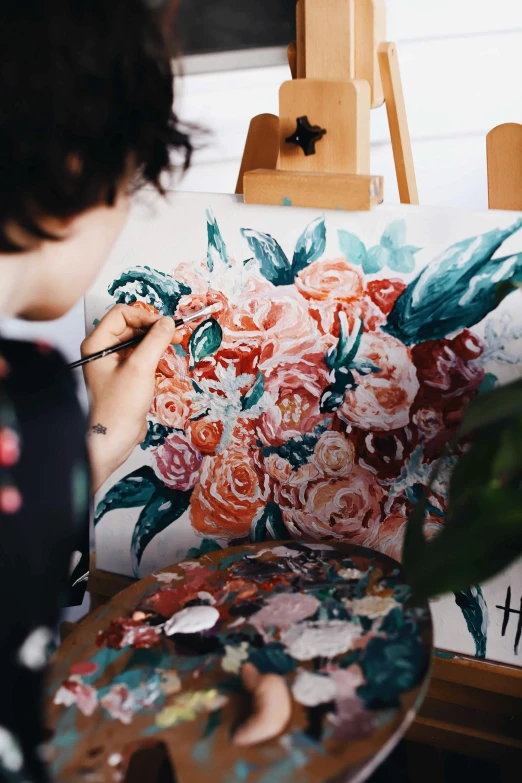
[46,542,432,783]
[87,192,522,666]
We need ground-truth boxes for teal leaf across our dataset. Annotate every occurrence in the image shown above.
[240,228,292,286]
[381,220,407,251]
[251,502,289,542]
[94,466,159,526]
[351,358,380,376]
[248,643,297,674]
[262,423,328,471]
[292,217,326,275]
[326,313,363,370]
[140,422,175,450]
[131,488,193,576]
[384,219,522,345]
[241,371,265,411]
[338,230,367,267]
[364,245,390,274]
[108,266,191,317]
[454,588,488,659]
[188,318,223,370]
[206,209,228,272]
[187,538,222,559]
[478,372,497,394]
[320,372,356,413]
[388,247,417,274]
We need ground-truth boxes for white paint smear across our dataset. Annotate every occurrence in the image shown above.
[281,620,362,661]
[164,605,220,636]
[291,670,338,707]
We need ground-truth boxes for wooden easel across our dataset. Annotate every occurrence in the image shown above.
[235,0,418,211]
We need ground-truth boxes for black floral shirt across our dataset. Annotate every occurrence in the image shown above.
[0,338,89,783]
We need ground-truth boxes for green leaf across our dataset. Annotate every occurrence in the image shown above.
[404,485,522,602]
[206,209,228,271]
[94,466,158,526]
[131,487,193,576]
[388,248,417,274]
[384,218,522,345]
[187,538,222,559]
[251,502,289,542]
[338,230,367,267]
[140,421,175,450]
[492,417,522,483]
[292,217,326,275]
[241,371,265,411]
[447,425,503,511]
[240,228,292,286]
[188,318,223,370]
[364,245,390,274]
[108,266,191,317]
[325,313,363,370]
[459,377,522,436]
[381,220,407,251]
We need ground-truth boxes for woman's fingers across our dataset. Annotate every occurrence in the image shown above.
[81,304,162,355]
[127,317,176,376]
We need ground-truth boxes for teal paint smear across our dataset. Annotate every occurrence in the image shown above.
[191,709,222,765]
[281,197,292,206]
[223,761,256,783]
[479,372,498,394]
[256,757,309,783]
[434,650,456,660]
[454,587,489,659]
[219,551,250,569]
[50,709,83,777]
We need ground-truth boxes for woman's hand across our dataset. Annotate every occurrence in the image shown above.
[82,304,181,493]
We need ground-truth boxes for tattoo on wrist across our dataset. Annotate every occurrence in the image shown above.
[91,423,107,435]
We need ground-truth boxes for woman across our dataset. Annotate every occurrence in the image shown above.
[0,1,191,780]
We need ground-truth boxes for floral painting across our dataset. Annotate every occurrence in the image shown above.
[90,193,522,667]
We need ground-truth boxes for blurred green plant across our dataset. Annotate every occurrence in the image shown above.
[403,376,522,603]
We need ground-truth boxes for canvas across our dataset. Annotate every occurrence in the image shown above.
[87,191,522,667]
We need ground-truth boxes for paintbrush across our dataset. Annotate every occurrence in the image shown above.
[69,303,222,369]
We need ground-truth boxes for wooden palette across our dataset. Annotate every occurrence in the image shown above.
[46,542,432,783]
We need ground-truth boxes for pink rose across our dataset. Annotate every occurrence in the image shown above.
[190,426,271,539]
[153,347,193,430]
[412,409,445,441]
[257,355,331,447]
[312,431,355,478]
[295,258,364,302]
[152,432,202,492]
[172,260,209,296]
[222,286,320,375]
[264,455,320,485]
[275,466,383,546]
[309,296,386,337]
[339,333,419,432]
[377,511,444,563]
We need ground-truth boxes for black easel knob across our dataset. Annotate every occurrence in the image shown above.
[285,116,327,156]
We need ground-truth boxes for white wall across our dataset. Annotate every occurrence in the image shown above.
[4,0,522,359]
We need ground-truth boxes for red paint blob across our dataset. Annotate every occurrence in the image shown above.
[70,661,99,677]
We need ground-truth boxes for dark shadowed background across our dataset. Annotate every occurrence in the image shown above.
[177,0,296,54]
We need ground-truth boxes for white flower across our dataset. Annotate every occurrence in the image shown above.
[190,364,273,451]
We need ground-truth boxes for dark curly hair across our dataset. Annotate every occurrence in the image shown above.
[0,0,192,252]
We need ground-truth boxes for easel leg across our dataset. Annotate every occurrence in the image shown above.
[486,123,522,210]
[378,42,419,205]
[235,114,279,195]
